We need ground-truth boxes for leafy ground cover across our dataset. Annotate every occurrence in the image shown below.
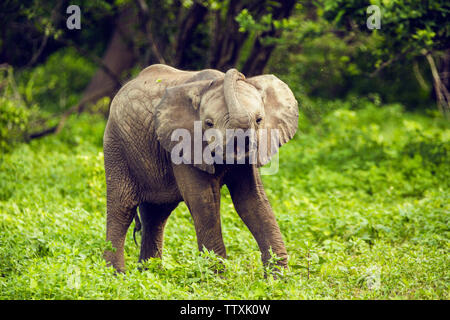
[0,102,448,299]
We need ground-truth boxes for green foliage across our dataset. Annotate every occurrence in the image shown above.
[0,96,29,153]
[235,9,273,34]
[266,0,449,110]
[324,0,450,58]
[0,67,33,153]
[0,49,95,152]
[17,47,96,113]
[0,102,448,299]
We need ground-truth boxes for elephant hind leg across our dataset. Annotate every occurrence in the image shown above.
[104,203,137,273]
[138,202,178,263]
[103,160,139,272]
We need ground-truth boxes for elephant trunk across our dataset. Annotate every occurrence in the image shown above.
[224,69,247,123]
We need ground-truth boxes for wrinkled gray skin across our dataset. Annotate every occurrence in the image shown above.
[103,64,298,273]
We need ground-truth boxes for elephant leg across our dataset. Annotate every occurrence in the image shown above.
[226,165,288,269]
[138,202,178,262]
[172,164,227,259]
[103,138,139,272]
[104,203,136,273]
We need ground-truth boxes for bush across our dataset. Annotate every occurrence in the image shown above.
[0,48,96,153]
[0,66,32,153]
[16,47,95,113]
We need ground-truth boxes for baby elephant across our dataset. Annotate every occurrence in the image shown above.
[103,64,298,273]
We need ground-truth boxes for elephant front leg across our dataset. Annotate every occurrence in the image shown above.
[226,165,288,270]
[172,164,227,259]
[138,202,178,262]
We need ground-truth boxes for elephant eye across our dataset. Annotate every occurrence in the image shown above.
[256,116,263,125]
[205,119,214,127]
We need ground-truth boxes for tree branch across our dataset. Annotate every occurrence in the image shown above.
[134,0,166,64]
[423,49,450,116]
[209,0,249,71]
[369,49,412,78]
[25,1,63,67]
[241,0,297,76]
[413,60,429,91]
[27,88,107,140]
[57,38,124,89]
[174,1,208,68]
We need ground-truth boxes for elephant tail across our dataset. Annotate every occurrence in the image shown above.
[133,212,141,246]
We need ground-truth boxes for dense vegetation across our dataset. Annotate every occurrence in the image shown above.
[0,0,449,300]
[0,101,448,299]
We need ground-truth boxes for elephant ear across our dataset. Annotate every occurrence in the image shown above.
[247,74,299,166]
[155,80,215,174]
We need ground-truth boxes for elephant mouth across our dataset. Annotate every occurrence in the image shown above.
[236,137,254,157]
[208,145,253,161]
[206,130,257,162]
[224,135,258,163]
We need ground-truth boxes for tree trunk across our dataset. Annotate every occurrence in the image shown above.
[423,50,450,116]
[241,0,297,76]
[174,2,208,68]
[78,5,137,112]
[209,0,249,72]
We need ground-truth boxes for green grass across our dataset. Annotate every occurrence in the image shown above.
[0,103,449,299]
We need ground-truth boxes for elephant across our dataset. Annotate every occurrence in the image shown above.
[103,64,298,273]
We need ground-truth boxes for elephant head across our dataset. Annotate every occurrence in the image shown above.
[155,68,299,173]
